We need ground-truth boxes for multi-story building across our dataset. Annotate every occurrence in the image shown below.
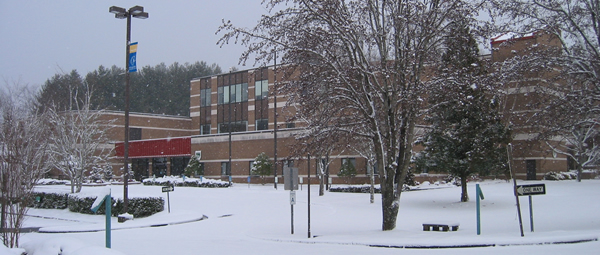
[96,32,597,184]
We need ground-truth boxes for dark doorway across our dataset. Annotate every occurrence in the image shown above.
[170,157,190,176]
[526,160,537,180]
[153,157,168,177]
[131,158,149,181]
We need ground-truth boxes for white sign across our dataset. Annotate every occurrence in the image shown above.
[290,191,296,205]
[516,184,546,196]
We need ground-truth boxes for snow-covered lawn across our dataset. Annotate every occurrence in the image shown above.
[7,180,600,255]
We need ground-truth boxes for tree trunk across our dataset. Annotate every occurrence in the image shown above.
[370,170,375,204]
[576,156,583,182]
[461,173,469,202]
[1,171,7,246]
[381,165,399,231]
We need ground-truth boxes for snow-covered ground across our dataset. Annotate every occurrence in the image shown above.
[5,179,600,255]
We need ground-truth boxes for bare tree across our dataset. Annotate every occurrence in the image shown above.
[494,0,600,181]
[0,83,51,248]
[218,0,486,230]
[47,88,113,193]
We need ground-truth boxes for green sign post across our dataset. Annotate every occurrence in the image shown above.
[91,189,111,248]
[476,184,485,235]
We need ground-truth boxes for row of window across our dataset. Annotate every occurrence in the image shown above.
[200,80,269,106]
[218,83,249,105]
[197,120,296,134]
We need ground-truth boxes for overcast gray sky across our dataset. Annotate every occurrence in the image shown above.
[0,0,268,88]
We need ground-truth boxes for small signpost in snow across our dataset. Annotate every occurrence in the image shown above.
[516,183,546,232]
[90,187,111,248]
[284,166,298,235]
[162,185,174,213]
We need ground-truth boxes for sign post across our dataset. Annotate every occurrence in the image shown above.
[91,187,111,248]
[507,144,525,237]
[516,183,546,232]
[284,166,298,234]
[162,185,174,213]
[476,184,485,235]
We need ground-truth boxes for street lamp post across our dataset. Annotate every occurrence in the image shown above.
[109,5,148,214]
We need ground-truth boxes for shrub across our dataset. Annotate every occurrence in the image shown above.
[29,192,164,218]
[543,171,578,181]
[142,176,231,188]
[251,152,273,184]
[330,185,380,193]
[28,192,69,209]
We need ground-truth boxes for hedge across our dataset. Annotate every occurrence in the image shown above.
[29,192,164,218]
[143,176,231,188]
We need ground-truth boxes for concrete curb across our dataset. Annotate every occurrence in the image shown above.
[37,215,208,233]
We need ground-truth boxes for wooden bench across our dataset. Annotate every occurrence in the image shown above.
[422,222,460,231]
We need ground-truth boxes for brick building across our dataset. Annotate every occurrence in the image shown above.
[99,32,595,184]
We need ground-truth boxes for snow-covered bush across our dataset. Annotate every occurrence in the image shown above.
[142,176,231,188]
[67,195,164,218]
[113,197,165,218]
[36,178,70,185]
[543,171,578,181]
[28,191,164,218]
[330,185,381,193]
[250,152,273,184]
[28,192,69,209]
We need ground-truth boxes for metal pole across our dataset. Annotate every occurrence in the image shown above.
[476,184,481,235]
[123,12,132,214]
[307,154,311,238]
[291,193,294,235]
[105,194,111,248]
[167,191,171,213]
[228,74,232,185]
[273,49,278,190]
[508,144,525,237]
[529,195,534,232]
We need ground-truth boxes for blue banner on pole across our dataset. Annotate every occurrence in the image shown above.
[129,42,138,73]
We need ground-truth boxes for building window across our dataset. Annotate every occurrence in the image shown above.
[256,119,269,130]
[342,158,357,168]
[201,124,211,135]
[218,121,248,133]
[284,160,294,168]
[200,88,211,107]
[221,162,231,175]
[218,83,248,105]
[367,162,379,175]
[255,80,269,100]
[129,127,142,141]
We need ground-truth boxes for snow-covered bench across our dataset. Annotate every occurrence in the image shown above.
[422,222,459,231]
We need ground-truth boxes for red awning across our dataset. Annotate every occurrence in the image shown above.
[114,137,191,158]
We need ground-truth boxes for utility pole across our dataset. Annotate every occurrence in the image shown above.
[273,49,278,190]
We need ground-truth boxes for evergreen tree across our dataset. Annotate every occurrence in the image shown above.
[337,159,357,178]
[419,21,510,202]
[251,152,272,185]
[184,156,204,177]
[35,70,86,113]
[36,62,222,116]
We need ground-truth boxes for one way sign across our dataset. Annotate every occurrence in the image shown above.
[516,183,546,196]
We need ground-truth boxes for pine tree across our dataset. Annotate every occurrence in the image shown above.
[337,159,357,178]
[184,156,204,177]
[419,21,510,202]
[251,152,272,185]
